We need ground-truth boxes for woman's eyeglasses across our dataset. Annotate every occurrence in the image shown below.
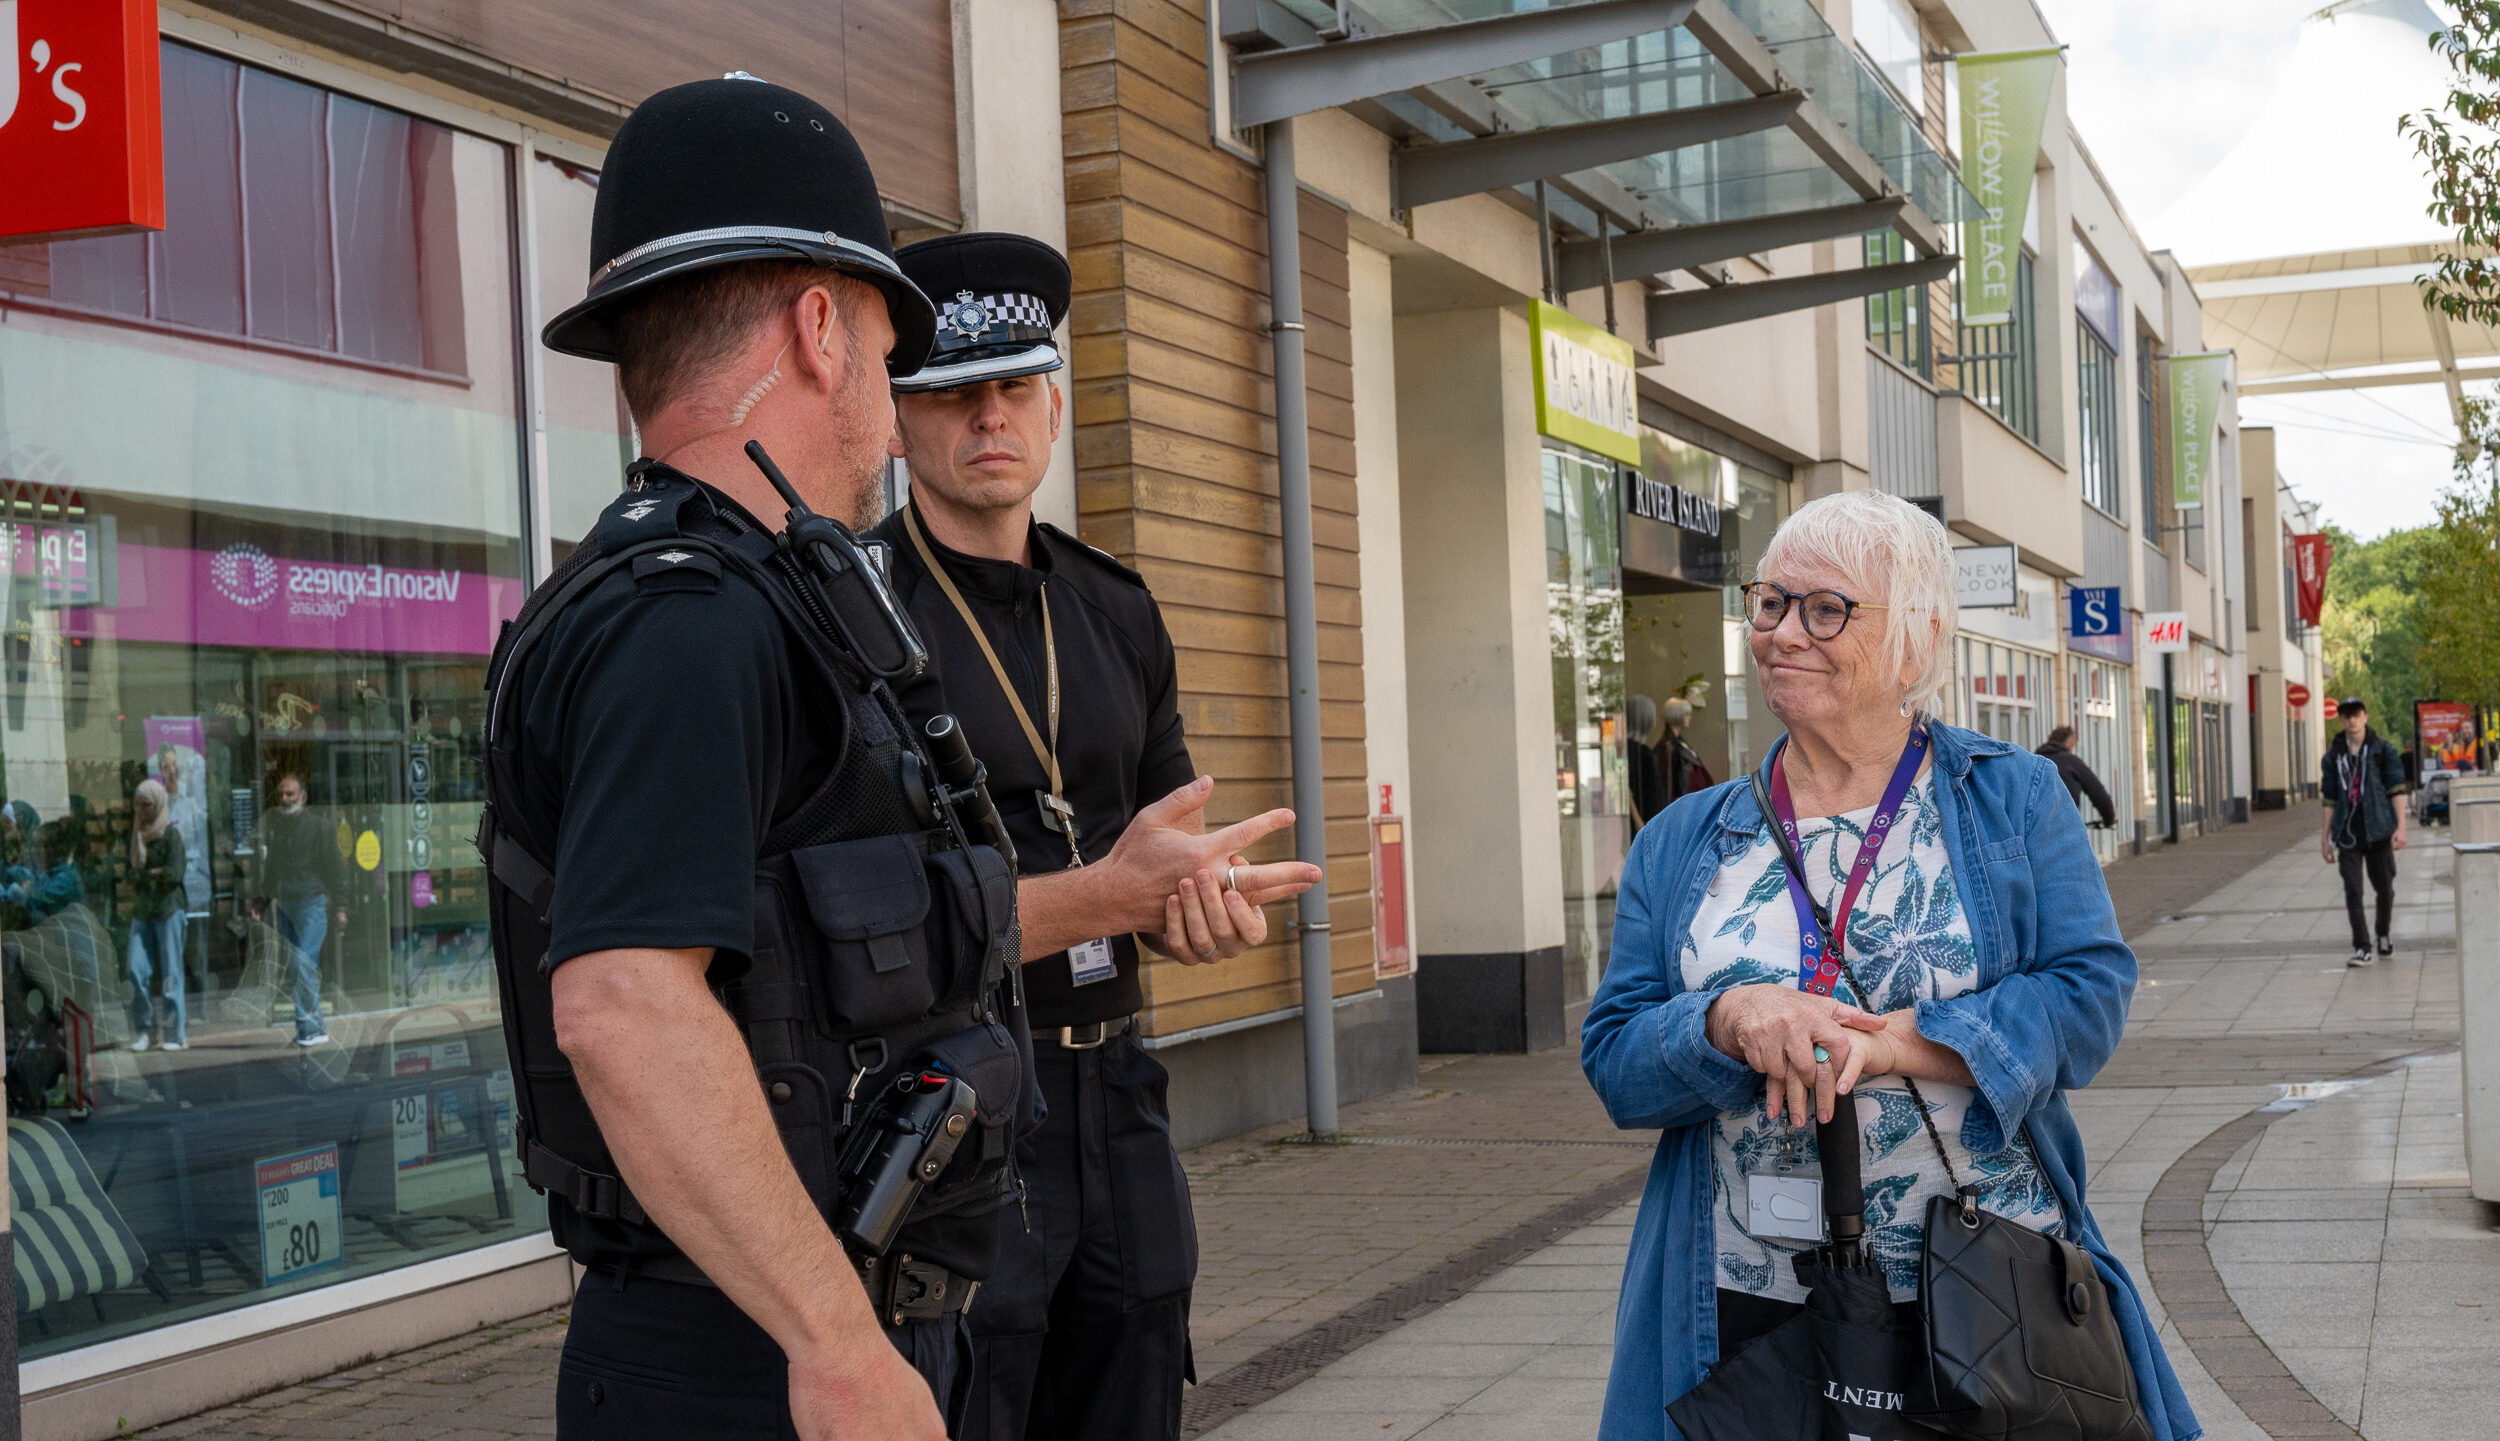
[1739,582,1885,641]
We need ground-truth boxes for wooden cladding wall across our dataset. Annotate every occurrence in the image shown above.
[1061,0,1377,1036]
[299,0,960,224]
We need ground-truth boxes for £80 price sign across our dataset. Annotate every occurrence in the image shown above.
[256,1144,345,1285]
[0,0,163,241]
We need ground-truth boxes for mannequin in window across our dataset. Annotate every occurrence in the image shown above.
[1660,696,1714,801]
[1627,695,1667,827]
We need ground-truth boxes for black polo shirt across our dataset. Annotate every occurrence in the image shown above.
[507,468,991,1280]
[868,507,1195,1029]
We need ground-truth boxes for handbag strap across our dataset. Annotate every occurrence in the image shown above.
[1749,766,1971,1204]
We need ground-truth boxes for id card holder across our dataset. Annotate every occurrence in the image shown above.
[1068,937,1117,987]
[1742,1131,1826,1243]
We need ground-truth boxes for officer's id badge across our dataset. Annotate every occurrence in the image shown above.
[1068,937,1117,987]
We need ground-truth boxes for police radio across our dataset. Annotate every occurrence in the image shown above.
[743,440,926,681]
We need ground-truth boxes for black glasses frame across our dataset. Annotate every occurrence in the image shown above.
[1740,582,1888,640]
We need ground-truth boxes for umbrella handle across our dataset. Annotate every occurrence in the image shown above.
[1818,1099,1864,1249]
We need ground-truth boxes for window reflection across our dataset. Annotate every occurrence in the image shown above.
[0,40,538,1358]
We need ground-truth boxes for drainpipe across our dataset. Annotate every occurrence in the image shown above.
[1264,117,1338,1138]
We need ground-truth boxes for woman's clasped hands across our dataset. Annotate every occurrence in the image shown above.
[1703,983,1899,1125]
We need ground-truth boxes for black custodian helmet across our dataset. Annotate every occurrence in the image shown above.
[891,232,1071,393]
[542,74,937,374]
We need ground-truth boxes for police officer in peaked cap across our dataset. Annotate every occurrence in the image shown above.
[479,77,1032,1441]
[869,232,1323,1441]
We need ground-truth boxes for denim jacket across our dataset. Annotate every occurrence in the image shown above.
[1580,724,2197,1441]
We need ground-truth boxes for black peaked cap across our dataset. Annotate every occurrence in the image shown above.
[891,232,1071,392]
[542,76,936,373]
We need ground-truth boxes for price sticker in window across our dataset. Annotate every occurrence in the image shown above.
[256,1144,345,1286]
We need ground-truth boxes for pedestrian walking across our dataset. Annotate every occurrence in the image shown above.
[248,774,345,1047]
[871,231,1320,1441]
[1580,490,2193,1441]
[122,779,189,1053]
[2037,724,2117,828]
[2321,696,2407,967]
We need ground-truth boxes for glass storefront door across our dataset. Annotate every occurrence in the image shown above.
[2063,656,2132,862]
[1544,445,1627,1003]
[0,41,541,1357]
[1954,638,2054,747]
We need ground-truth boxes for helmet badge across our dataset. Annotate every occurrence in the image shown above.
[942,291,993,341]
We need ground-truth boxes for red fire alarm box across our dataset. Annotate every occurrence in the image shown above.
[0,0,165,242]
[1370,785,1411,980]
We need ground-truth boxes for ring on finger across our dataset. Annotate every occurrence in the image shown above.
[1224,864,1241,893]
[1194,945,1216,958]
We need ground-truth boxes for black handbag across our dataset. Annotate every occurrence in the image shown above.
[1748,772,2153,1441]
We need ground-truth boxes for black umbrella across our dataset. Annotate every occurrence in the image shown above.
[1668,1102,1948,1441]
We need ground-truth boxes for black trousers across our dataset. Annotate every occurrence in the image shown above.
[2338,837,2397,948]
[964,1033,1197,1441]
[556,1270,971,1439]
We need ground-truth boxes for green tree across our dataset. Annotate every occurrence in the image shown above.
[2319,523,2433,736]
[2416,394,2500,708]
[2403,3,2500,323]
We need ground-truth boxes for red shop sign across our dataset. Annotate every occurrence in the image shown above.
[0,0,164,241]
[2287,683,2311,709]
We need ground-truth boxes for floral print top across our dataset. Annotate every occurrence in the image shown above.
[1682,769,2065,1303]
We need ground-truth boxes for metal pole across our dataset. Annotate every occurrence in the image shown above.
[1265,117,1338,1138]
[2161,652,2179,845]
[1599,214,1616,335]
[1535,179,1556,302]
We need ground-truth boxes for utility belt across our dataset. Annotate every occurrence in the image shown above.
[1038,1014,1139,1050]
[590,1248,981,1325]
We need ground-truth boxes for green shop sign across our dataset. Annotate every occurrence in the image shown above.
[1530,299,1640,466]
[1956,47,2060,326]
[2168,352,2231,510]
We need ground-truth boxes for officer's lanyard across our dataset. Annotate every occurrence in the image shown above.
[902,504,1081,865]
[1764,728,1928,998]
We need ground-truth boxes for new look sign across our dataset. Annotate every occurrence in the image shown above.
[1530,299,1640,466]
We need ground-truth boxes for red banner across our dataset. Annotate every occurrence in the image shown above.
[2291,533,2332,627]
[0,0,164,241]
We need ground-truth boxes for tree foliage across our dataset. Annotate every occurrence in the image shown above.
[2403,2,2500,324]
[2416,393,2500,707]
[2320,522,2432,730]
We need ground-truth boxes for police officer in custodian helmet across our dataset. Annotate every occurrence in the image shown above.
[477,78,1031,1440]
[869,232,1324,1440]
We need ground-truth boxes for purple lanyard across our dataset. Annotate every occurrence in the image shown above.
[1766,728,1929,998]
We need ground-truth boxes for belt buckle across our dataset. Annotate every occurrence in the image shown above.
[1058,1022,1111,1049]
[877,1253,954,1326]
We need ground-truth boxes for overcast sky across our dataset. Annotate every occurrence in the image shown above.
[2032,0,2463,538]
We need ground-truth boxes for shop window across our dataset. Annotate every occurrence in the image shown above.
[1953,251,2039,442]
[0,45,534,1360]
[1854,0,1924,116]
[2137,334,2161,529]
[1544,445,1626,1004]
[5,42,465,377]
[2077,322,2122,518]
[1864,230,1930,378]
[530,156,638,560]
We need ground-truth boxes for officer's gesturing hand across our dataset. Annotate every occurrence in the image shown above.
[1017,775,1321,962]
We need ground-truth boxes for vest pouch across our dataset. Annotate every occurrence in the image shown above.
[924,843,1017,1005]
[904,1020,1025,1218]
[787,834,939,1035]
[756,1059,840,1211]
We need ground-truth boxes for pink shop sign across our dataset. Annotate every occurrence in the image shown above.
[100,542,523,656]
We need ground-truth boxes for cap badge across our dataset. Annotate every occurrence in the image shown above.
[942,290,993,341]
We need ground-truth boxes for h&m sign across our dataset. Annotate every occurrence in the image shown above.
[1627,474,1721,537]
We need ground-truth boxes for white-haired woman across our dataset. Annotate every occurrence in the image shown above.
[1581,492,2194,1441]
[125,776,192,1051]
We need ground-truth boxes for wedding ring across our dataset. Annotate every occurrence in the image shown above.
[1194,945,1216,958]
[1224,864,1241,893]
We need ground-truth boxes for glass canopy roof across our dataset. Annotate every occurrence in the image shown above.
[1288,0,1977,236]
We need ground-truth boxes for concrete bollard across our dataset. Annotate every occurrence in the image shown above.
[2456,842,2500,1203]
[2457,798,2500,845]
[2452,776,2500,805]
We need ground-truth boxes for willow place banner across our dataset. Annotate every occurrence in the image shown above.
[2168,352,2231,510]
[1955,47,2060,326]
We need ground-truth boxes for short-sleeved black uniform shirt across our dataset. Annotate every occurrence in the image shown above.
[508,469,992,1279]
[867,508,1195,1029]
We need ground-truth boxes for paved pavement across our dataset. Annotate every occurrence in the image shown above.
[132,806,2500,1440]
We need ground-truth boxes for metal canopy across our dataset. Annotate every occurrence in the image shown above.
[1392,92,1802,210]
[1223,0,1970,324]
[1554,195,1904,293]
[1647,254,1957,338]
